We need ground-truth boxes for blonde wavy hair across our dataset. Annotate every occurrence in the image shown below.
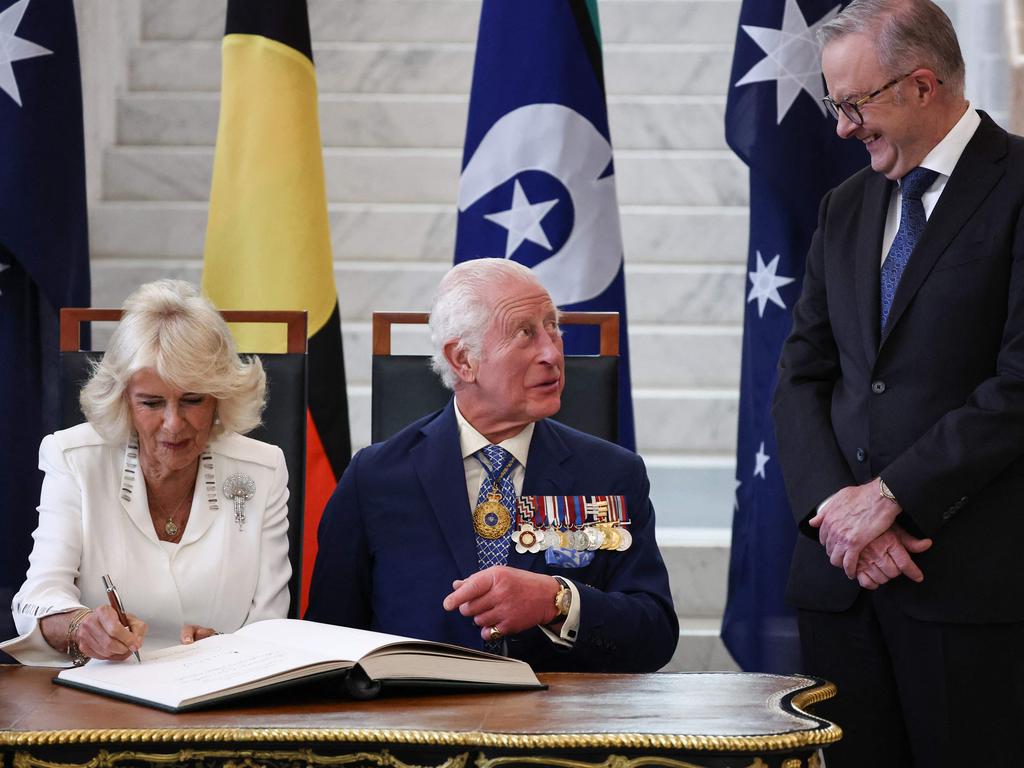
[80,280,266,442]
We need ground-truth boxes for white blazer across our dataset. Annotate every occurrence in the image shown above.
[2,422,291,666]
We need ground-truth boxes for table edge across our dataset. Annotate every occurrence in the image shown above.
[0,680,841,752]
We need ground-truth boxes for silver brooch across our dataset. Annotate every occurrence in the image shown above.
[222,473,255,531]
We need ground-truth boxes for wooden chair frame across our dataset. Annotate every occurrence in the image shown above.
[371,311,620,356]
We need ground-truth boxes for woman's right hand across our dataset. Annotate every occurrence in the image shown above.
[40,606,147,662]
[71,606,147,661]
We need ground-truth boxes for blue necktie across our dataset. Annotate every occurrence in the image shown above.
[880,166,939,330]
[474,445,517,570]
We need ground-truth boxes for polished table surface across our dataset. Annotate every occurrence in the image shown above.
[0,666,840,767]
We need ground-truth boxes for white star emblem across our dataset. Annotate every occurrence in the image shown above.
[748,251,795,318]
[0,261,9,296]
[753,442,770,479]
[0,0,53,107]
[734,0,840,123]
[484,179,560,258]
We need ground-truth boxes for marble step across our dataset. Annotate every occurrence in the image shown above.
[102,146,748,207]
[89,201,750,265]
[663,618,739,672]
[117,92,729,151]
[90,257,746,327]
[142,0,741,46]
[128,41,733,96]
[647,457,738,528]
[658,527,731,620]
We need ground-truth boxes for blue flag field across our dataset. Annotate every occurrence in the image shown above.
[721,0,866,672]
[0,0,90,641]
[454,0,635,450]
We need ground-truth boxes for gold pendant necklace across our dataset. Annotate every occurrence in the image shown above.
[152,484,194,540]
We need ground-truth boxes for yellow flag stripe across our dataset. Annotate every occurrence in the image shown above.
[202,33,335,352]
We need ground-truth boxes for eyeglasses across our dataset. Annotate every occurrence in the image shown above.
[822,72,943,125]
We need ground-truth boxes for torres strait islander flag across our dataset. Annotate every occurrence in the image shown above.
[454,0,635,450]
[201,0,351,613]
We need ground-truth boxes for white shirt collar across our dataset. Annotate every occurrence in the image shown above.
[915,105,981,180]
[453,397,534,468]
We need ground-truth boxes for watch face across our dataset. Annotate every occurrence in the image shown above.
[556,588,572,616]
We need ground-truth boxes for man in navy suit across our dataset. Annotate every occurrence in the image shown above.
[306,258,677,671]
[772,1,1024,765]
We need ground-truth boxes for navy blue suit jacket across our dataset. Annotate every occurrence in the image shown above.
[774,112,1024,621]
[306,400,678,672]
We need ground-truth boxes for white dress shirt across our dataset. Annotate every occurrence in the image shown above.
[453,399,580,646]
[880,106,981,262]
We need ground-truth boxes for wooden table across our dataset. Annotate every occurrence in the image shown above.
[0,666,840,768]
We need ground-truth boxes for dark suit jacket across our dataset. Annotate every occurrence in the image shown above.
[772,111,1024,622]
[305,400,678,672]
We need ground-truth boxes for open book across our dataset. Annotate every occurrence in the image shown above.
[55,618,544,712]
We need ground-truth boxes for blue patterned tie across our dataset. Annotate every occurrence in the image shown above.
[880,167,939,330]
[474,445,517,571]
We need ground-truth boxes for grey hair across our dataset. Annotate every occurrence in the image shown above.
[80,279,266,442]
[819,0,965,99]
[429,258,548,390]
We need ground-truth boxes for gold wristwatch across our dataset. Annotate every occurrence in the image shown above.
[553,576,572,618]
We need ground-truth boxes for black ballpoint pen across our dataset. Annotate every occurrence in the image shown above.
[102,574,142,663]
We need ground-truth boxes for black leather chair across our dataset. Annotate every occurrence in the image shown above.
[59,309,308,617]
[371,311,620,443]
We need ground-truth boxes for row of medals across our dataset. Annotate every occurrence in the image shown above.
[518,522,633,552]
[473,492,633,551]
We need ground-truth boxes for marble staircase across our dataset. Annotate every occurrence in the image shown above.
[88,0,745,670]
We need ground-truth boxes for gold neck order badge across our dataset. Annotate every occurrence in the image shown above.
[472,459,516,540]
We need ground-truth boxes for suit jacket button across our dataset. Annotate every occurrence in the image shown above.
[855,448,866,462]
[871,381,886,394]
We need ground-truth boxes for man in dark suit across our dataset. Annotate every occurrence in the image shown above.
[306,258,677,672]
[772,0,1024,765]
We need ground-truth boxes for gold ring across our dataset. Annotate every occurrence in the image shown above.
[488,626,503,642]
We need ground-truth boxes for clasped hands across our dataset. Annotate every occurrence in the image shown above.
[443,566,561,643]
[810,478,932,589]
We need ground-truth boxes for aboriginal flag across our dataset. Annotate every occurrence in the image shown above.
[202,0,351,614]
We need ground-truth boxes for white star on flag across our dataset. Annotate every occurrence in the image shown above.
[734,0,841,123]
[484,179,560,258]
[0,0,53,108]
[748,250,795,318]
[753,442,770,479]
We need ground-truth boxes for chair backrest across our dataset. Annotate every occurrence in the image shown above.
[371,311,619,443]
[59,308,308,618]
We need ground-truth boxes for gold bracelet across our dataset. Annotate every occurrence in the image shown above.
[65,608,92,667]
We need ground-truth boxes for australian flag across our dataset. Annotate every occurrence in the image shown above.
[721,0,866,672]
[0,0,89,641]
[454,0,635,450]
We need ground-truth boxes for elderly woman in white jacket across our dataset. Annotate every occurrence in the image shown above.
[1,280,291,666]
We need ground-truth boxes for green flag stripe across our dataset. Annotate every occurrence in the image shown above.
[568,0,605,90]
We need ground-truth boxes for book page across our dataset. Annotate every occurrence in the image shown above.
[236,618,413,659]
[58,631,349,708]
